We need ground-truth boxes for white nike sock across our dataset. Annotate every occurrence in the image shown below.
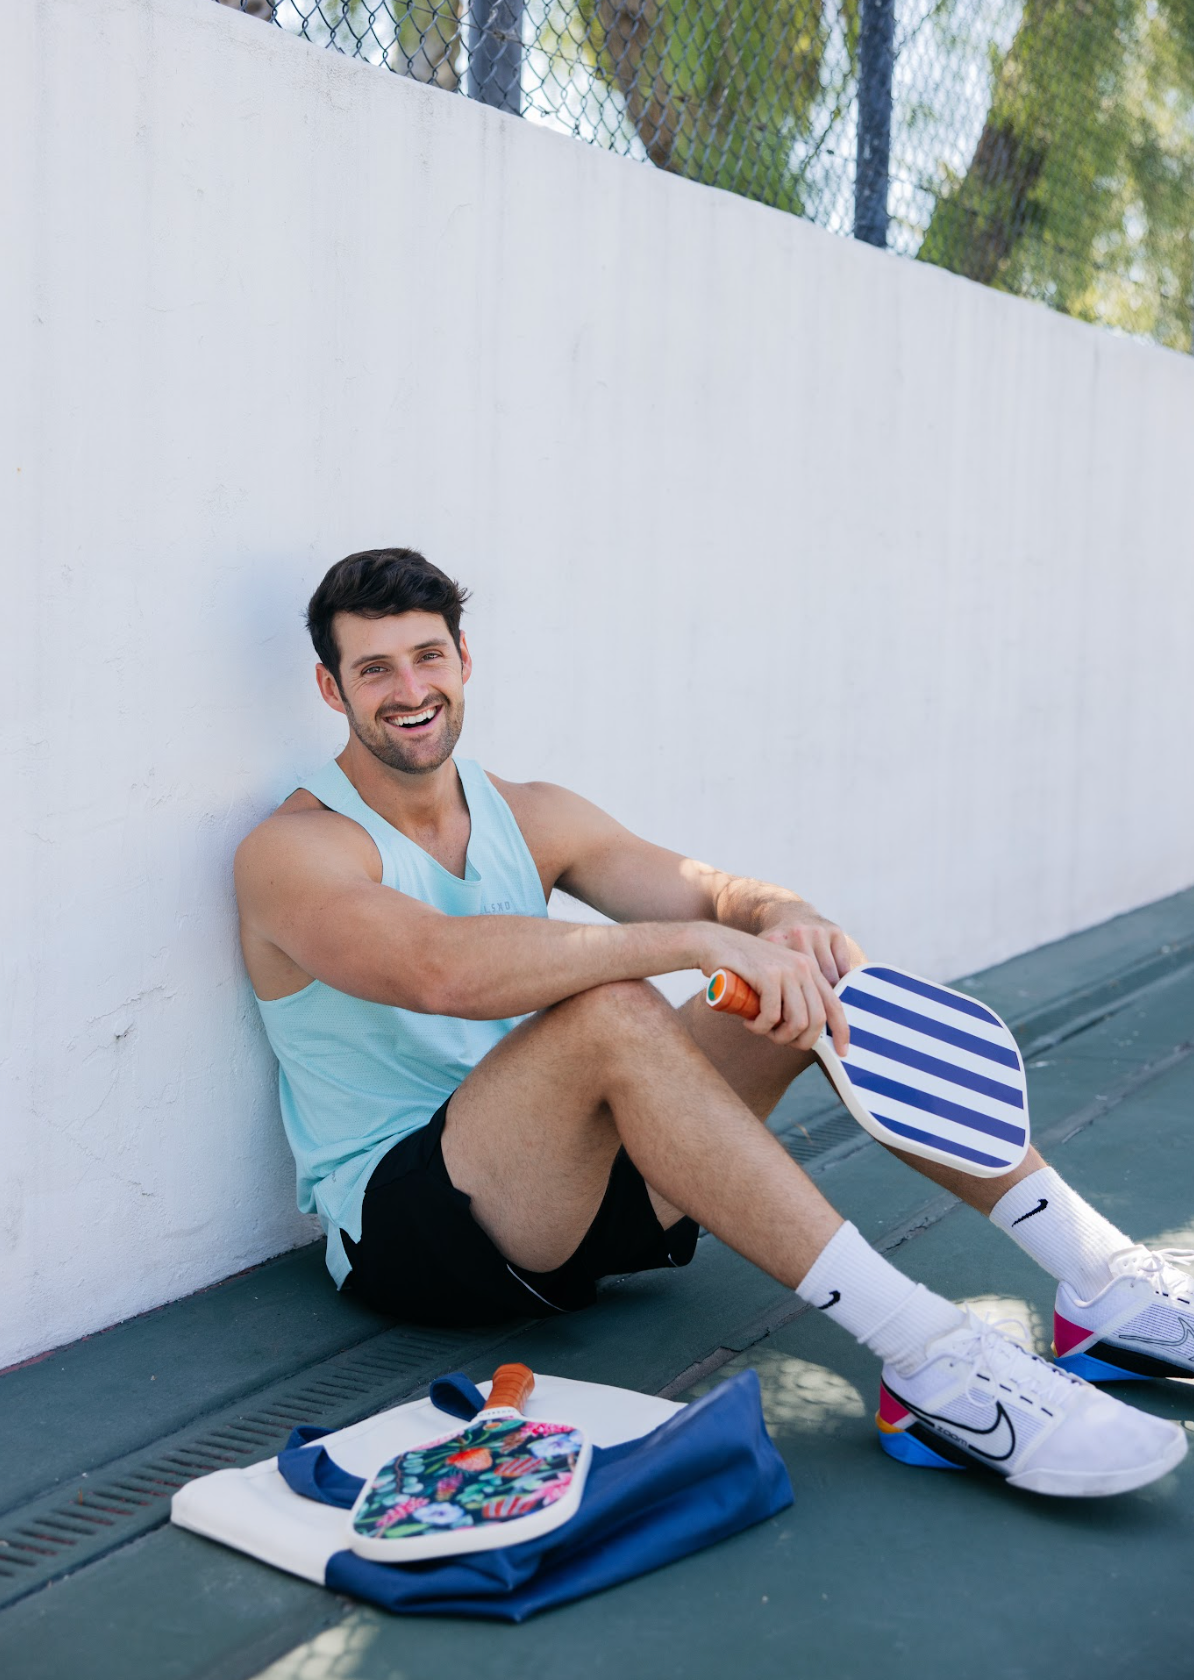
[796,1221,965,1374]
[989,1166,1132,1301]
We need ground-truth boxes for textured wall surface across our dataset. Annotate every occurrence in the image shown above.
[5,0,1193,1365]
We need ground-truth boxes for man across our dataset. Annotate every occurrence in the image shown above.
[236,548,1191,1498]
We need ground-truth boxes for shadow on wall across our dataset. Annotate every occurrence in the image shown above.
[217,549,343,812]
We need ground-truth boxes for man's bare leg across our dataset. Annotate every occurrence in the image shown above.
[445,975,1125,1328]
[882,1143,1045,1210]
[675,990,817,1121]
[442,978,979,1379]
[437,976,1194,1503]
[441,979,842,1285]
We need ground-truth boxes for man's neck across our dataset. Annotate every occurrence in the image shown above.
[335,737,469,852]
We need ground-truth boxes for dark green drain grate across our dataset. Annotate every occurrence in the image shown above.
[0,1321,521,1611]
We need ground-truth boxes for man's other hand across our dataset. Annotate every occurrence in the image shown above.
[757,907,861,988]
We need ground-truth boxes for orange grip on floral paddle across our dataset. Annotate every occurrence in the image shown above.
[487,1362,535,1412]
[705,969,761,1020]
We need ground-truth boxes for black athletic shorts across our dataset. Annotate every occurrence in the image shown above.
[341,1095,699,1327]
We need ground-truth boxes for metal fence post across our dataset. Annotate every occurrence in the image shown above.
[468,0,524,114]
[855,0,895,248]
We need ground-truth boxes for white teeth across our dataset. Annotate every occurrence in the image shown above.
[392,706,437,727]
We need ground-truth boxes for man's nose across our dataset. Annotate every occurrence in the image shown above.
[387,667,433,707]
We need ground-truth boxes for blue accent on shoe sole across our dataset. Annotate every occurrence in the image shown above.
[1055,1350,1151,1383]
[878,1430,966,1471]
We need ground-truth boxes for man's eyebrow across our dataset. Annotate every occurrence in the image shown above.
[349,639,450,669]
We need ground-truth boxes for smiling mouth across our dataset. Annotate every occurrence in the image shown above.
[382,704,442,731]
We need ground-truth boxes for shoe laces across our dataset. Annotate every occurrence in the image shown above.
[933,1313,1080,1411]
[1108,1244,1194,1303]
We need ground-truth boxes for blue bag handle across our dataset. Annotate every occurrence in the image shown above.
[277,1427,363,1508]
[276,1372,486,1509]
[428,1371,485,1419]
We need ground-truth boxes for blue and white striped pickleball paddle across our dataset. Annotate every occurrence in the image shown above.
[820,965,1030,1176]
[707,963,1030,1177]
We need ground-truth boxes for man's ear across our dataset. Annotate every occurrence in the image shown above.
[459,633,473,685]
[316,664,347,715]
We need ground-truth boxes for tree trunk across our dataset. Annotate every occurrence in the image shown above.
[918,0,1123,285]
[594,2,686,171]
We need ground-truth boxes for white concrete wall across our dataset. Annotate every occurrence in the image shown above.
[5,0,1194,1366]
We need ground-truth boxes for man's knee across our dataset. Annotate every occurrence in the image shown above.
[552,978,674,1038]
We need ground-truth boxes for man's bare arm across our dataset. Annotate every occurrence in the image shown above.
[496,779,863,980]
[237,809,729,1015]
[496,778,779,924]
[234,806,848,1049]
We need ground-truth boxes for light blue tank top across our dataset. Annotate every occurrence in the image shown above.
[256,756,548,1286]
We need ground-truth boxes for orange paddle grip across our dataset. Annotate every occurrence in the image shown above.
[488,1362,535,1411]
[705,969,761,1020]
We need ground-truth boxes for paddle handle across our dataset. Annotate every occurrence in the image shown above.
[705,969,760,1020]
[487,1362,535,1411]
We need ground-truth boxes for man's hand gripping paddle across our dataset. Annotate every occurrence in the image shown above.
[707,964,1030,1178]
[347,1363,591,1561]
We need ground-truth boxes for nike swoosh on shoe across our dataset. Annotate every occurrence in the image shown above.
[884,1391,1017,1462]
[1119,1318,1194,1353]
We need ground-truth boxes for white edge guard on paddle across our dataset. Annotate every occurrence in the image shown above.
[810,965,1031,1180]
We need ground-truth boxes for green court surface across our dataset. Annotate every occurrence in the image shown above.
[3,890,1194,1680]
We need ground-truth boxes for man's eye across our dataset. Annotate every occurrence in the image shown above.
[361,665,385,676]
[419,651,443,662]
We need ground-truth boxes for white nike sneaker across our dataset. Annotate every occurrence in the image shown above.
[1054,1246,1194,1382]
[877,1312,1186,1496]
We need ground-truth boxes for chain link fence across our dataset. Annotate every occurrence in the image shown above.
[216,0,1194,350]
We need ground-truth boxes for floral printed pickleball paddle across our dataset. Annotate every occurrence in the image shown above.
[347,1364,592,1561]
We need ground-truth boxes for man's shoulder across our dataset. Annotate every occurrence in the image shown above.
[481,772,602,836]
[234,790,378,885]
[237,788,336,854]
[480,773,624,876]
[483,771,571,816]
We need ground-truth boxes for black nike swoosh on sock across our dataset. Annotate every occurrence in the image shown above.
[1011,1198,1048,1226]
[817,1290,841,1310]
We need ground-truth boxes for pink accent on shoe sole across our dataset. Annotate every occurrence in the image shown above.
[1053,1311,1094,1357]
[878,1382,912,1428]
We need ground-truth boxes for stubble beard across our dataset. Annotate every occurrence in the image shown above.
[344,693,464,775]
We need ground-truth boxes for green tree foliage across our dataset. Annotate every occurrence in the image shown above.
[570,1,859,213]
[920,0,1194,348]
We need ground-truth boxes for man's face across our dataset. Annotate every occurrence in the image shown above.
[318,610,471,775]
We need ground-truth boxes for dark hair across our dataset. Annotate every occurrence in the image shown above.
[306,548,470,682]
